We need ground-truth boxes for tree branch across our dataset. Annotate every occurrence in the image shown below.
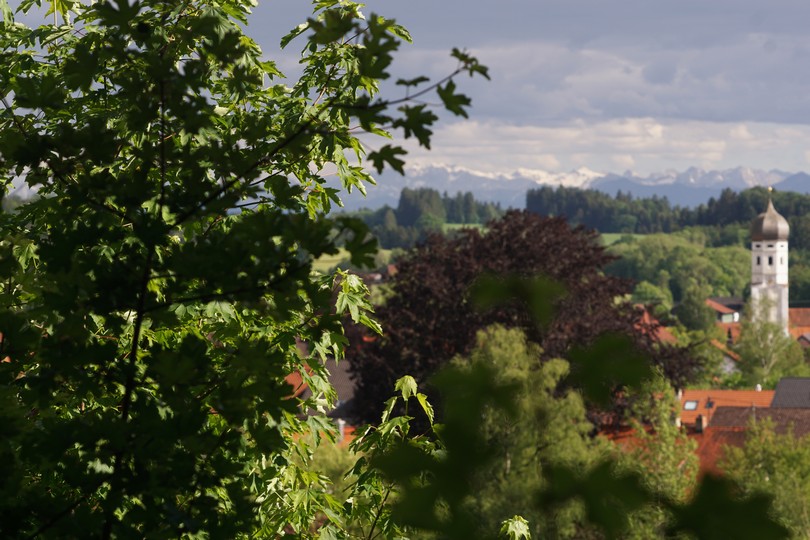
[0,97,129,222]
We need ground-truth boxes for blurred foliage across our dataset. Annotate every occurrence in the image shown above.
[722,419,810,539]
[606,233,749,305]
[735,301,810,387]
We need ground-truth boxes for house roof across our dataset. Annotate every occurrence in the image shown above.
[715,322,741,343]
[709,297,745,311]
[709,405,810,437]
[679,389,774,426]
[709,339,740,362]
[789,308,810,339]
[691,406,810,477]
[789,308,810,327]
[285,371,308,398]
[635,306,677,344]
[705,299,736,315]
[691,427,747,477]
[771,377,810,408]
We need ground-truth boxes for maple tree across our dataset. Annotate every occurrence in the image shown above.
[0,0,484,536]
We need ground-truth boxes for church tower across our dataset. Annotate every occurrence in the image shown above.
[750,198,790,332]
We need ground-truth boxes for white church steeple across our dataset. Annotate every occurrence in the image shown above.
[750,196,790,332]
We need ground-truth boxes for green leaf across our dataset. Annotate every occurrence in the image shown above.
[436,80,471,118]
[392,105,438,149]
[280,22,308,49]
[567,334,653,407]
[667,475,790,539]
[395,375,417,401]
[12,241,36,271]
[396,76,429,87]
[415,393,434,425]
[539,462,649,539]
[45,0,74,19]
[368,144,406,174]
[306,10,356,44]
[469,274,566,327]
[0,0,13,26]
[388,22,412,43]
[452,47,491,80]
[500,515,531,540]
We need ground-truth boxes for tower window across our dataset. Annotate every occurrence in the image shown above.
[757,256,761,265]
[769,256,774,265]
[781,257,784,265]
[768,244,774,248]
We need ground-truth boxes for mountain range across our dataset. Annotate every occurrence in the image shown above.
[332,165,810,211]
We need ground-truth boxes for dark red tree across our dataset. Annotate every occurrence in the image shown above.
[347,210,699,425]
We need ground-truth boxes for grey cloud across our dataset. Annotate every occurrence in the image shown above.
[642,61,678,85]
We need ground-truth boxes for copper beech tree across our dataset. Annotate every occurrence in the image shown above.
[348,210,701,426]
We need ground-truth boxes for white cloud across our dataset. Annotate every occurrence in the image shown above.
[398,118,810,175]
[612,154,636,169]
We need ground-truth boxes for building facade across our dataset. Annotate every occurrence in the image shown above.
[750,198,790,333]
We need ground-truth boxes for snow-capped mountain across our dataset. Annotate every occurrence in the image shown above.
[329,164,806,211]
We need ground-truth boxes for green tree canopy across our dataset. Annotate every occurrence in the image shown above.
[454,325,608,538]
[722,419,810,539]
[735,301,809,387]
[0,0,486,536]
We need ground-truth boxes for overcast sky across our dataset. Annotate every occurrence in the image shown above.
[250,0,810,175]
[13,0,810,176]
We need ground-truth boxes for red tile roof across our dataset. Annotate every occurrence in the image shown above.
[790,308,810,327]
[691,427,747,477]
[709,339,740,362]
[635,306,677,344]
[705,299,736,315]
[679,389,774,426]
[710,406,810,436]
[285,371,309,398]
[715,322,741,343]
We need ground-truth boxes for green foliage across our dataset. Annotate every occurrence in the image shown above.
[607,233,750,303]
[346,188,504,249]
[618,375,699,538]
[735,301,809,387]
[500,516,532,540]
[0,0,486,536]
[526,185,810,238]
[722,418,810,539]
[673,281,717,332]
[0,1,796,538]
[454,326,608,539]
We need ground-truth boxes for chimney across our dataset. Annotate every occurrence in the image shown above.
[756,384,762,392]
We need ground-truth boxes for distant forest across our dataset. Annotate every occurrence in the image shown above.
[526,186,810,250]
[351,188,504,249]
[350,185,810,253]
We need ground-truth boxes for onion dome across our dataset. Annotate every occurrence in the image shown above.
[750,199,789,241]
